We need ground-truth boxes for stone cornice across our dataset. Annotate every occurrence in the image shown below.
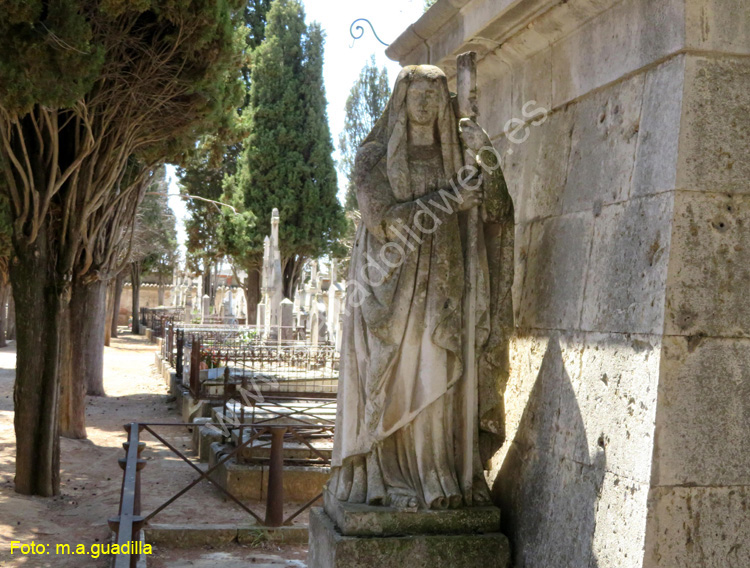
[386,0,623,79]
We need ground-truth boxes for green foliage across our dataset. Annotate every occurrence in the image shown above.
[338,56,389,211]
[0,1,245,148]
[226,0,345,286]
[217,180,263,271]
[241,0,274,110]
[132,168,178,281]
[177,0,273,275]
[177,143,235,275]
[424,0,438,11]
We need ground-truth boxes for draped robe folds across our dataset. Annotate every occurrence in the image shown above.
[330,65,515,510]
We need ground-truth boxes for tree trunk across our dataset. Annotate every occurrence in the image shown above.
[104,279,114,347]
[158,283,165,306]
[0,283,9,348]
[11,232,63,496]
[111,272,124,339]
[6,293,15,340]
[59,277,107,438]
[131,263,142,334]
[244,269,260,325]
[282,255,305,300]
[58,300,86,439]
[80,279,107,396]
[202,262,211,309]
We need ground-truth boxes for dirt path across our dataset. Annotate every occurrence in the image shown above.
[0,334,308,567]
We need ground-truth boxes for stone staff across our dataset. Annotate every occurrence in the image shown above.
[457,51,479,504]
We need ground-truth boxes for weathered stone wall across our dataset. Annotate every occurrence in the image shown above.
[119,284,172,316]
[483,41,679,568]
[388,0,750,566]
[644,34,750,568]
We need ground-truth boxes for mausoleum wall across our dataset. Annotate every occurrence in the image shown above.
[388,0,750,566]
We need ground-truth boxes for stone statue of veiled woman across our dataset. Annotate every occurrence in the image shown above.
[329,65,514,511]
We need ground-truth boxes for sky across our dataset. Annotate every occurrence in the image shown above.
[166,0,426,257]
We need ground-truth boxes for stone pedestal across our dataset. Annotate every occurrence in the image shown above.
[307,492,510,568]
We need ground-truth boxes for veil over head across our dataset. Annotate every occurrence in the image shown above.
[361,65,465,202]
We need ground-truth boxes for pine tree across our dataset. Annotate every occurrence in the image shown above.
[338,57,390,211]
[226,0,345,299]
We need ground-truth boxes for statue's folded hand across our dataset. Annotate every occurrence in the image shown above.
[458,117,492,154]
[456,181,483,212]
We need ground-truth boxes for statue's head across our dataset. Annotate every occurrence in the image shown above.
[402,66,447,126]
[359,64,461,198]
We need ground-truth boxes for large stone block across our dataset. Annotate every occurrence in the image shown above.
[541,455,606,568]
[664,191,750,338]
[511,221,532,323]
[518,212,593,330]
[208,450,330,502]
[498,104,575,224]
[631,56,685,198]
[492,446,605,568]
[581,193,673,335]
[551,0,684,106]
[591,473,650,568]
[677,55,750,194]
[307,508,510,568]
[144,524,238,548]
[323,490,502,537]
[511,47,553,121]
[501,332,584,462]
[686,0,750,54]
[573,333,660,483]
[652,336,750,487]
[476,52,514,141]
[643,486,750,568]
[562,73,644,214]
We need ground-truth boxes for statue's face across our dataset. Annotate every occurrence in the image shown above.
[406,79,439,126]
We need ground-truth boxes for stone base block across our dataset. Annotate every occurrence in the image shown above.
[308,508,511,568]
[323,489,503,537]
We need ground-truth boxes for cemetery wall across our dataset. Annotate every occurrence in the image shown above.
[388,0,750,565]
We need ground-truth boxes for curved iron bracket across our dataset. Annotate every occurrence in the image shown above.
[349,18,390,48]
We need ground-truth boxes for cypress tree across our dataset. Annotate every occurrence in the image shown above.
[338,56,390,212]
[225,0,345,299]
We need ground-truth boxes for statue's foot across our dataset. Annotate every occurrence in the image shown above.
[472,480,492,505]
[429,496,448,510]
[448,494,463,509]
[387,490,419,511]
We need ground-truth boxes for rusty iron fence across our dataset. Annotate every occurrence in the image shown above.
[110,420,329,567]
[141,307,185,339]
[185,338,339,401]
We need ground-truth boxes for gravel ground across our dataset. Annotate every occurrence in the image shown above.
[0,333,308,567]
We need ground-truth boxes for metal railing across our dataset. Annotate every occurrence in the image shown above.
[110,420,328,567]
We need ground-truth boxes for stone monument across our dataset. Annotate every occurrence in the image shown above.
[262,209,284,338]
[309,58,514,567]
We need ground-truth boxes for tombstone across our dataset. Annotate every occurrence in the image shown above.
[222,288,235,324]
[310,310,319,348]
[280,298,294,341]
[256,303,266,329]
[266,209,284,338]
[183,292,193,323]
[235,289,246,321]
[224,289,234,315]
[327,260,344,348]
[201,294,210,324]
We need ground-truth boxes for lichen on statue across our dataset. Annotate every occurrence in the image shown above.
[330,64,515,511]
